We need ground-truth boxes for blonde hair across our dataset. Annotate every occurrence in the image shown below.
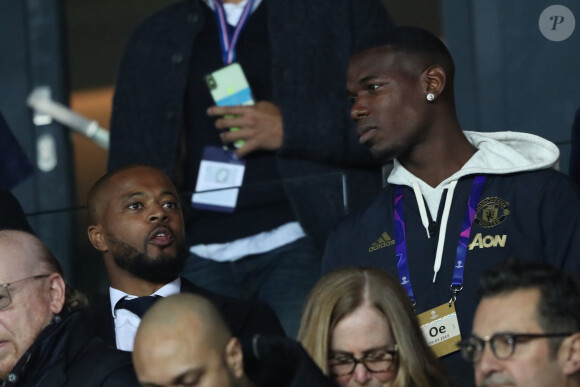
[297,267,451,387]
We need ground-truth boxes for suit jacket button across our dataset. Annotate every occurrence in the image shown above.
[187,14,199,23]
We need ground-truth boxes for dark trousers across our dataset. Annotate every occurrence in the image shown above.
[182,237,321,338]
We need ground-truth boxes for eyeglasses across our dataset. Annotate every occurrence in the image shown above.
[0,274,51,310]
[458,332,573,362]
[328,345,398,377]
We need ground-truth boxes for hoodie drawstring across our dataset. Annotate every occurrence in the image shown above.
[411,179,459,283]
[411,181,431,239]
[432,180,457,283]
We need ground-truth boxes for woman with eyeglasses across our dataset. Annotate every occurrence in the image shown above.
[298,267,452,387]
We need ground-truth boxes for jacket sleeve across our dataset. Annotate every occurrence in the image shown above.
[238,300,287,338]
[569,107,580,186]
[101,363,140,387]
[272,0,395,168]
[322,217,360,275]
[108,2,199,176]
[540,173,580,274]
[243,334,339,387]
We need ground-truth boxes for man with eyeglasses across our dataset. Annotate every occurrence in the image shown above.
[0,229,138,386]
[459,258,580,387]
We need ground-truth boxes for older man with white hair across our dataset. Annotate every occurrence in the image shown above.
[0,230,138,386]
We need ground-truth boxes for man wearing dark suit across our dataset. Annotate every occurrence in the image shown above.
[86,164,284,351]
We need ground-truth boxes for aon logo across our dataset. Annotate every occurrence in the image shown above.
[468,233,507,250]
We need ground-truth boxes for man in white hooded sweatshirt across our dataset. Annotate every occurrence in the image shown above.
[322,26,580,387]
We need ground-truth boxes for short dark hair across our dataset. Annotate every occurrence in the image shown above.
[354,26,455,84]
[87,163,166,224]
[479,257,580,336]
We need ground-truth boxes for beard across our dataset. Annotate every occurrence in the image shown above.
[368,144,396,166]
[107,233,186,283]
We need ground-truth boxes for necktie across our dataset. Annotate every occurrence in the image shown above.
[114,295,162,318]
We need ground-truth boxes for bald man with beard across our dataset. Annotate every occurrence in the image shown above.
[85,164,284,352]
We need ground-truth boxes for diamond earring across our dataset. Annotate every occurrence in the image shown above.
[426,93,435,102]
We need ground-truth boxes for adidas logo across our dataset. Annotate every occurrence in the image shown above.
[368,232,395,252]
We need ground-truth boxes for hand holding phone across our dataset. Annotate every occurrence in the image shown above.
[207,102,283,158]
[206,63,254,148]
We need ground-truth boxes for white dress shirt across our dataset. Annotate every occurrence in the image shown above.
[202,0,264,26]
[109,278,181,351]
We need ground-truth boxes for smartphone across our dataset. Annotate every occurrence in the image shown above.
[205,63,254,148]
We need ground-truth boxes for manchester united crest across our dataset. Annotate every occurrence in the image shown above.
[474,197,510,228]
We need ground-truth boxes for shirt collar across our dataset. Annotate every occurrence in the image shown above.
[201,0,263,26]
[109,278,181,318]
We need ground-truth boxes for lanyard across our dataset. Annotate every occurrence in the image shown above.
[212,0,255,64]
[394,175,486,306]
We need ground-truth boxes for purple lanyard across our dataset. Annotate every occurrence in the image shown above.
[212,0,255,64]
[394,175,486,305]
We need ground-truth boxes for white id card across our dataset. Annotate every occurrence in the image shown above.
[191,146,245,212]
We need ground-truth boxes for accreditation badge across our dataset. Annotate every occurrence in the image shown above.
[191,146,245,212]
[417,302,461,357]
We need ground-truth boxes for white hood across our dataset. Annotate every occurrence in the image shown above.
[450,130,560,177]
[386,131,560,283]
[389,131,560,188]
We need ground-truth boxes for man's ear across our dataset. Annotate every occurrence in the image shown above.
[48,273,66,314]
[225,337,245,379]
[423,65,447,99]
[87,224,108,252]
[560,333,580,375]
